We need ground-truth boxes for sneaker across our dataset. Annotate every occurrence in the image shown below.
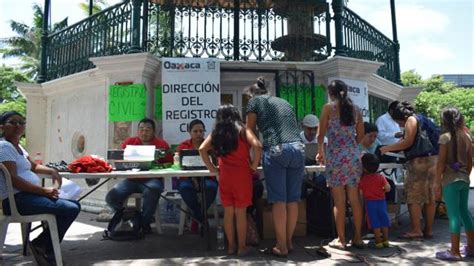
[367,240,384,249]
[460,246,474,258]
[383,240,390,248]
[435,250,462,261]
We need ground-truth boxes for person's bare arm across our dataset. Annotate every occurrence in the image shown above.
[3,161,59,198]
[246,112,257,133]
[383,181,391,193]
[199,135,218,174]
[355,111,365,144]
[245,128,263,171]
[30,158,62,188]
[380,116,417,154]
[467,136,472,175]
[316,104,331,164]
[434,143,448,200]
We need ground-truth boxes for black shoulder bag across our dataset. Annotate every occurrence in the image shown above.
[404,117,434,160]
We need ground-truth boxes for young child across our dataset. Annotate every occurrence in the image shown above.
[434,107,474,261]
[359,153,391,249]
[199,104,262,256]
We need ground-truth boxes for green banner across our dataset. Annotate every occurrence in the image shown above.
[155,85,162,120]
[108,84,146,122]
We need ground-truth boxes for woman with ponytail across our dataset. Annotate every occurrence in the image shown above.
[316,80,365,249]
[245,77,305,257]
[433,107,473,261]
[380,101,438,240]
[200,105,262,256]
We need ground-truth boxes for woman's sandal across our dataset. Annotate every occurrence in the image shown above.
[398,233,424,241]
[350,240,365,250]
[435,250,462,261]
[328,239,347,250]
[423,231,434,240]
[260,246,288,258]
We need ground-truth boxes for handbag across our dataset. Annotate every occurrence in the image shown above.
[404,117,434,160]
[246,213,260,246]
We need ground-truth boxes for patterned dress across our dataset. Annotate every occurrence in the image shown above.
[325,104,362,187]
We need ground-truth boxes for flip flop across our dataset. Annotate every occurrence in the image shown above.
[423,232,434,239]
[435,250,462,261]
[398,233,423,241]
[260,247,288,258]
[461,246,474,258]
[237,247,255,257]
[328,238,347,250]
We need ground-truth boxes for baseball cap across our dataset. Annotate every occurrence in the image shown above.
[302,114,319,128]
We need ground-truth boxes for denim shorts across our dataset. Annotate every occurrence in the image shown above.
[263,141,305,203]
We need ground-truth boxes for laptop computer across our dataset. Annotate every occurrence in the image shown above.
[304,143,318,165]
[180,149,208,170]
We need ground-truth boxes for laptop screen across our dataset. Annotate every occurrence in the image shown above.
[304,143,318,165]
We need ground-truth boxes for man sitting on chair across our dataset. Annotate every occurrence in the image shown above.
[105,118,173,234]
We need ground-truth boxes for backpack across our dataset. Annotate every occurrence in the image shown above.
[102,208,144,241]
[416,114,440,155]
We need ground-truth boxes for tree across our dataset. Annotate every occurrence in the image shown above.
[401,69,423,86]
[401,70,457,94]
[423,74,457,93]
[0,4,68,79]
[0,66,29,103]
[415,88,474,135]
[79,0,110,15]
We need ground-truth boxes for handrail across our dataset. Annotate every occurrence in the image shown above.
[47,0,131,39]
[341,7,398,83]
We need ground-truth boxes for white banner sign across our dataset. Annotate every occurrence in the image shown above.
[162,58,220,145]
[328,77,369,122]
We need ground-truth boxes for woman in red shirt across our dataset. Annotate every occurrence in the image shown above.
[177,119,218,232]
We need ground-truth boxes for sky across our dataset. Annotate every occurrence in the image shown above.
[0,0,473,79]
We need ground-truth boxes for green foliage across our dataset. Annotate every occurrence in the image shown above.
[0,100,26,117]
[0,3,68,79]
[423,74,457,93]
[401,70,457,94]
[415,88,474,135]
[401,69,423,86]
[0,66,29,102]
[79,0,110,15]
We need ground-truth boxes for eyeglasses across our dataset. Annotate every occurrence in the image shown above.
[6,120,26,126]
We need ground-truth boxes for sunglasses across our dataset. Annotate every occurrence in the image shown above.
[6,120,26,126]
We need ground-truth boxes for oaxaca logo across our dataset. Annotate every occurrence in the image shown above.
[163,61,201,70]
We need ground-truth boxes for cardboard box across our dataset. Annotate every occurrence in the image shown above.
[260,199,307,239]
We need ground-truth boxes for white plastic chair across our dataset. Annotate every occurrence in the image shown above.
[0,163,63,266]
[124,193,162,234]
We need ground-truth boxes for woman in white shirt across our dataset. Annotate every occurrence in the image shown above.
[0,111,80,265]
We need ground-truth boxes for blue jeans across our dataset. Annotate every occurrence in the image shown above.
[105,178,163,225]
[2,192,81,246]
[263,141,305,203]
[178,178,218,222]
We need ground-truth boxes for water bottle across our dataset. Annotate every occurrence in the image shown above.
[216,225,225,250]
[33,152,43,165]
[173,152,180,169]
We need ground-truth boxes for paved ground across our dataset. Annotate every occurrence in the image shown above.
[3,192,474,265]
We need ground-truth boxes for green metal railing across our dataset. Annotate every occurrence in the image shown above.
[41,0,399,84]
[45,1,133,80]
[340,7,398,83]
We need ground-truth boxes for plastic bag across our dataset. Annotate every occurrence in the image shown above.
[59,178,82,200]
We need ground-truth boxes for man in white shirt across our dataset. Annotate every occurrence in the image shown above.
[300,114,328,144]
[375,101,403,145]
